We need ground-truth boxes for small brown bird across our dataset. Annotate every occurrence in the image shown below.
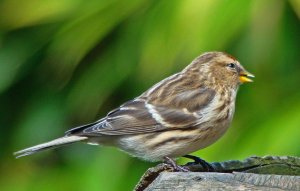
[14,52,254,170]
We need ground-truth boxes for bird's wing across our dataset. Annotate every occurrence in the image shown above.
[66,88,216,136]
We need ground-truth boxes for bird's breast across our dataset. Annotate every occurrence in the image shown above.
[194,92,235,125]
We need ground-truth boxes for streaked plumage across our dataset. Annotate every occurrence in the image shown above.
[14,52,254,161]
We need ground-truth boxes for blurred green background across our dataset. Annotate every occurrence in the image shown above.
[1,0,300,190]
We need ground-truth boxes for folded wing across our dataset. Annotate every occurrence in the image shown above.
[66,88,215,136]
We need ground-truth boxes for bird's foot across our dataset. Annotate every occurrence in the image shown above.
[163,156,190,172]
[183,155,215,172]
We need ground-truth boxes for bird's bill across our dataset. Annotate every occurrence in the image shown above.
[239,71,255,83]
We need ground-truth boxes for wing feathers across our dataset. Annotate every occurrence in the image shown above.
[68,87,216,136]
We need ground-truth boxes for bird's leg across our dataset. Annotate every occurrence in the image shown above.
[163,156,189,172]
[183,155,215,172]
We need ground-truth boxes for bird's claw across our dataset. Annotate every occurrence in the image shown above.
[183,155,215,172]
[163,156,190,172]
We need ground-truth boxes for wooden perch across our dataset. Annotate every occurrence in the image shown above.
[135,156,300,191]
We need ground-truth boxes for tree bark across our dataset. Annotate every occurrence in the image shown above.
[135,156,300,191]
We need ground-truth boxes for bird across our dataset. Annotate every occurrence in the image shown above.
[14,51,254,171]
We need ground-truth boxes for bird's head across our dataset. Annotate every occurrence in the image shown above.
[185,52,254,89]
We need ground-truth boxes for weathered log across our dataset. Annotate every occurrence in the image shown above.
[135,156,300,191]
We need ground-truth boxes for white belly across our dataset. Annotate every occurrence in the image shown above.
[117,121,230,162]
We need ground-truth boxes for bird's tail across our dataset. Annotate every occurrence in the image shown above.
[14,135,88,158]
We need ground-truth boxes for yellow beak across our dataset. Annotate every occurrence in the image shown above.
[239,71,255,83]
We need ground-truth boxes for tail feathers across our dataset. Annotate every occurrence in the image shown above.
[14,136,88,158]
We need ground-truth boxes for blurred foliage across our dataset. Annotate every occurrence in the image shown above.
[0,0,299,190]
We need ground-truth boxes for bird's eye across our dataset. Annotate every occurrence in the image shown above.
[227,63,236,69]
